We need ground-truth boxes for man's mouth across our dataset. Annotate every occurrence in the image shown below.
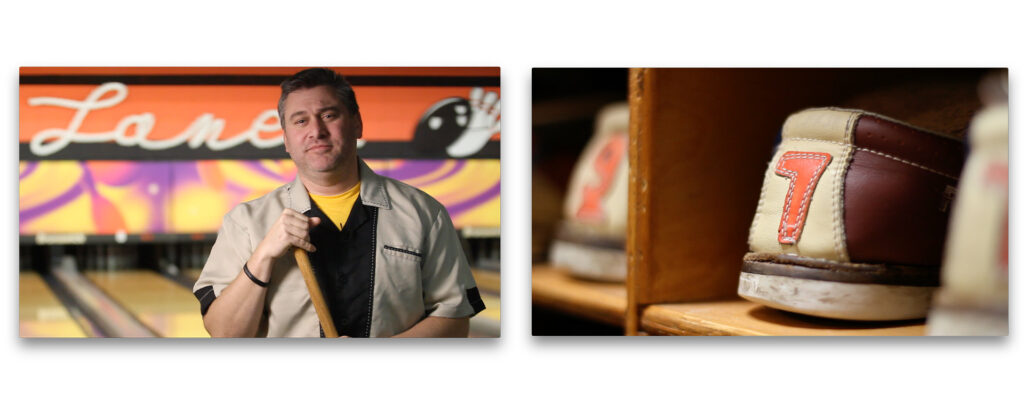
[306,144,331,152]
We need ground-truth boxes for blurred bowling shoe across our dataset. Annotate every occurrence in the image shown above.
[927,76,1008,335]
[549,103,630,281]
[738,108,966,320]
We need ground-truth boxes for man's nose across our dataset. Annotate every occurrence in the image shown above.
[309,117,328,138]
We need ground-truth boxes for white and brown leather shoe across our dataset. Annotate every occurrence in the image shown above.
[927,82,1009,335]
[738,108,966,321]
[549,103,630,282]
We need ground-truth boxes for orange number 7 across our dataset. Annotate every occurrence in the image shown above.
[775,151,832,244]
[576,133,627,222]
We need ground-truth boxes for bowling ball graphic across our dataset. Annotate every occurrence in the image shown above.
[411,97,471,156]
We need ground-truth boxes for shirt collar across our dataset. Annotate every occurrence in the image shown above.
[356,158,391,209]
[286,157,391,212]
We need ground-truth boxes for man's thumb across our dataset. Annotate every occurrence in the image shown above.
[310,216,322,226]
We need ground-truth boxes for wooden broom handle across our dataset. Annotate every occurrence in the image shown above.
[293,248,339,338]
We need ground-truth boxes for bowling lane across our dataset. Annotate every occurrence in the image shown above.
[20,271,88,338]
[183,269,204,284]
[470,292,501,338]
[84,270,209,338]
[469,269,500,337]
[172,267,499,337]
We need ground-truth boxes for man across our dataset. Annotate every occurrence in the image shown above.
[193,68,485,337]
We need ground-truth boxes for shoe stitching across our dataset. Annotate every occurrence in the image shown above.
[834,112,859,262]
[777,160,797,242]
[782,136,958,179]
[833,142,852,261]
[775,152,831,244]
[748,163,772,248]
[772,253,842,264]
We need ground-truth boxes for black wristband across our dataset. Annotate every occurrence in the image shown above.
[243,263,269,288]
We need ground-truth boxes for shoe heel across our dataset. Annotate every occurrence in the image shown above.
[738,254,937,321]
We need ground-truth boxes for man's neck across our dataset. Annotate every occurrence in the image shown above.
[299,160,360,196]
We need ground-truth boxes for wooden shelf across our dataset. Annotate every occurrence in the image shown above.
[532,264,627,326]
[641,300,925,336]
[532,68,978,335]
[622,68,976,336]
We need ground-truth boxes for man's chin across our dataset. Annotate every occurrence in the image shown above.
[308,164,341,173]
[306,157,351,173]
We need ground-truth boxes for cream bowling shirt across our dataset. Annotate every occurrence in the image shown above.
[193,159,484,337]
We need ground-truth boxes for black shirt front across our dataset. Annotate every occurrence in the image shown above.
[305,198,378,338]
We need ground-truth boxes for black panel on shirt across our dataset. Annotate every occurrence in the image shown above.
[194,285,216,316]
[466,287,486,314]
[304,198,376,338]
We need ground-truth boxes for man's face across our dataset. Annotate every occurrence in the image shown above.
[281,85,362,175]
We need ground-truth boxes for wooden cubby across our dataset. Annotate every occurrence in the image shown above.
[531,69,630,334]
[534,68,987,336]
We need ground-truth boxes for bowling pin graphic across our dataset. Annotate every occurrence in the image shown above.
[410,87,500,158]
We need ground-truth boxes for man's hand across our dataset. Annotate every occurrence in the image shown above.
[253,209,321,260]
[202,209,321,337]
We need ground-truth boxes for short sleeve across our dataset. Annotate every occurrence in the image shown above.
[420,207,485,318]
[192,211,253,316]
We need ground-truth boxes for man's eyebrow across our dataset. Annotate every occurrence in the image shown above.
[289,106,343,121]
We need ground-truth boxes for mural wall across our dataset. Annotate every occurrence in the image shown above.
[19,67,500,237]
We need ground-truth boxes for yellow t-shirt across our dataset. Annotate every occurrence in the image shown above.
[309,183,361,230]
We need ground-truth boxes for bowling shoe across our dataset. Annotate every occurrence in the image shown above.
[927,94,1009,335]
[738,108,965,321]
[549,103,630,281]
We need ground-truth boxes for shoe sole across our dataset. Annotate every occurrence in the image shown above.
[549,239,626,282]
[737,253,938,321]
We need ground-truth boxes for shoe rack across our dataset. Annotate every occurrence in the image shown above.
[532,68,986,336]
[625,68,984,336]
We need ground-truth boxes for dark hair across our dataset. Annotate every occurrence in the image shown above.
[278,68,360,126]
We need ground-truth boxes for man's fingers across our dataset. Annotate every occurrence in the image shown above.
[284,225,313,241]
[283,210,309,223]
[281,217,303,230]
[283,217,312,232]
[282,208,317,224]
[291,236,317,253]
[274,209,317,253]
